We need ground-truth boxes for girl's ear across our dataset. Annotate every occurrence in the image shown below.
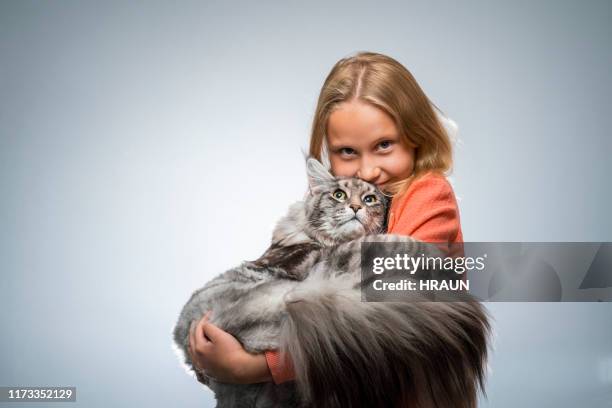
[306,157,334,193]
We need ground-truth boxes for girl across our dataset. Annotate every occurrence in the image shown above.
[188,51,464,387]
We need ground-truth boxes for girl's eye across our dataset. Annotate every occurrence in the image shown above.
[363,195,378,204]
[339,147,356,156]
[378,140,393,150]
[332,189,348,201]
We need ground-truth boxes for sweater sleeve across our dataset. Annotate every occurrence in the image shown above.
[388,175,462,243]
[388,174,466,277]
[265,349,295,384]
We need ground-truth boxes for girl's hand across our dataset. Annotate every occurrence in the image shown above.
[188,311,272,384]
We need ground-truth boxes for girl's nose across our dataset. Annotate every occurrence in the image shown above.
[357,165,381,182]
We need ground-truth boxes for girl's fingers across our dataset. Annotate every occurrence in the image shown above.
[201,319,226,343]
[189,310,213,357]
[194,311,213,347]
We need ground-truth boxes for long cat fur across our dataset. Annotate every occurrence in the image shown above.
[173,158,491,407]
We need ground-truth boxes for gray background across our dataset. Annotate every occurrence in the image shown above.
[1,0,611,407]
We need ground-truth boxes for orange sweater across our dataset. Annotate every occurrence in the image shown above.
[264,172,464,384]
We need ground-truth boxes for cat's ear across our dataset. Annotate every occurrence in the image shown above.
[306,157,334,193]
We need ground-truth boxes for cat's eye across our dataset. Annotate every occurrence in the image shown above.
[363,195,378,205]
[331,189,348,201]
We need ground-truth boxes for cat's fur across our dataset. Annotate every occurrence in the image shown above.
[173,158,491,408]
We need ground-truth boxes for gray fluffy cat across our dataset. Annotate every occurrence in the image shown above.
[173,158,490,408]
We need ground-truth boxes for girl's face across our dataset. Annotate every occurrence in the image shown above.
[326,100,415,192]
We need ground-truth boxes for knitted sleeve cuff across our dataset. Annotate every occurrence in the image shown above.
[264,349,296,384]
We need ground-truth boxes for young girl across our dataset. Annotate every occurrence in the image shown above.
[188,51,464,387]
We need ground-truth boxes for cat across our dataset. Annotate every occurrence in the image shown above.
[173,158,491,408]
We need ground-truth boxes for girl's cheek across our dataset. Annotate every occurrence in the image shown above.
[393,152,415,173]
[400,163,415,178]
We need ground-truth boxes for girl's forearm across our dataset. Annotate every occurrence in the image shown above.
[235,352,273,384]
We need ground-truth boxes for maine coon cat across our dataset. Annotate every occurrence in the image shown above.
[173,158,491,408]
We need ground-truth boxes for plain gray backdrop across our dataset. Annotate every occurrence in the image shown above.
[1,1,611,407]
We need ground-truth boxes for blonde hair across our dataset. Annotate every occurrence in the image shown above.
[308,51,453,197]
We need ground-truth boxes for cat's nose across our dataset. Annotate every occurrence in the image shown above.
[349,204,362,213]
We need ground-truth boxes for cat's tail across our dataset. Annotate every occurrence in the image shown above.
[279,283,491,408]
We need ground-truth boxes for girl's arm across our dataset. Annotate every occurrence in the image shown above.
[188,313,273,384]
[188,317,292,384]
[387,173,462,242]
[389,173,467,283]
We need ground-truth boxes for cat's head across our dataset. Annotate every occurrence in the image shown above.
[302,158,388,245]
